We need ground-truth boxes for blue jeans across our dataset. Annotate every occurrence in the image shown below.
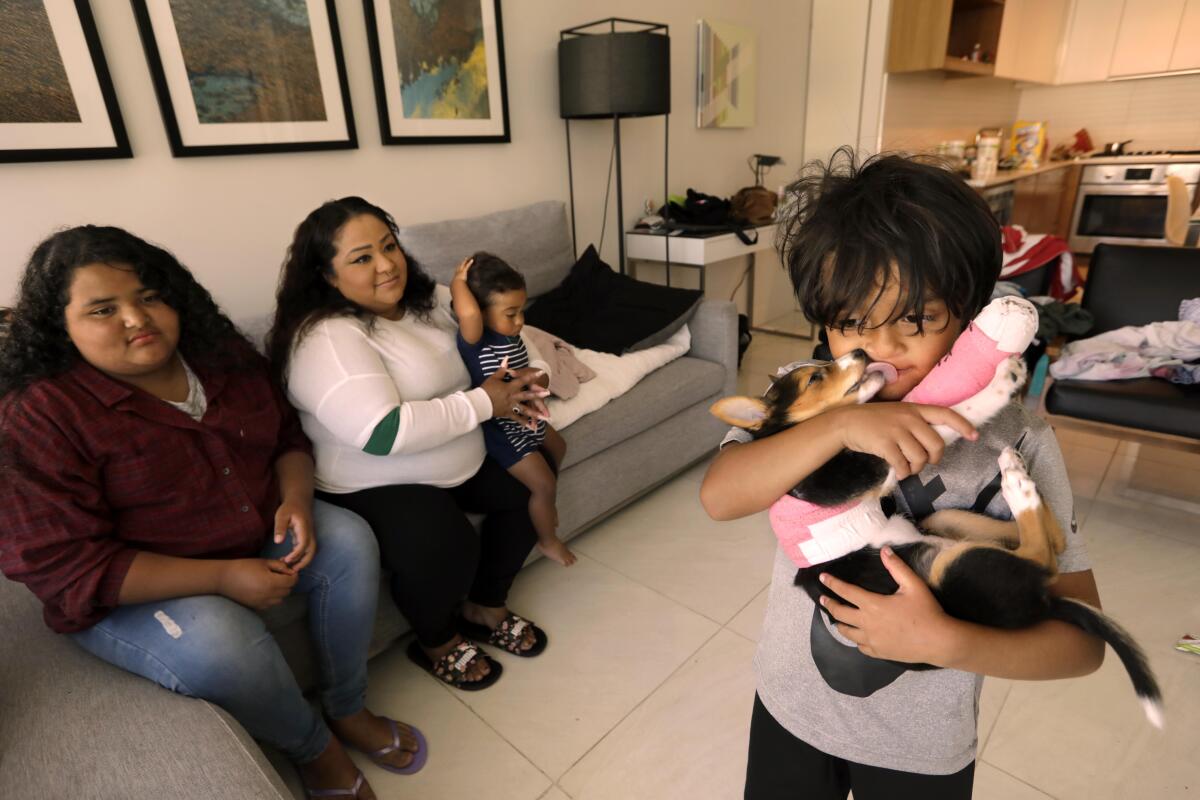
[70,500,380,764]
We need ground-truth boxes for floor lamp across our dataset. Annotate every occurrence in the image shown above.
[558,18,670,276]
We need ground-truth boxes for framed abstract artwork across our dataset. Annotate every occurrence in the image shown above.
[697,19,756,129]
[1,0,131,163]
[362,0,510,145]
[131,0,356,157]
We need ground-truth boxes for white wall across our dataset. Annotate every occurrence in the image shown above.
[0,0,810,320]
[1016,73,1200,152]
[803,0,890,163]
[881,72,1022,152]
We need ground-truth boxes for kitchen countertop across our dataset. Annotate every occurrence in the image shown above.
[967,152,1200,190]
[1081,153,1200,165]
[966,161,1075,190]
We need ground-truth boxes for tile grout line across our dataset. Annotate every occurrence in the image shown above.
[404,634,559,789]
[565,543,758,630]
[553,625,729,787]
[402,543,741,792]
[979,756,1061,799]
[976,683,1011,762]
[722,583,770,630]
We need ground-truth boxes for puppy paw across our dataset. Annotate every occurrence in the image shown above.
[993,355,1028,397]
[1000,449,1040,515]
[950,357,1027,429]
[974,296,1039,353]
[998,445,1027,474]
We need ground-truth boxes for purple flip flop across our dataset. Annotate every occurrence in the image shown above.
[366,717,428,775]
[304,770,366,798]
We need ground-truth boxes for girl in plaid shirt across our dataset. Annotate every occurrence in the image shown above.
[0,226,425,797]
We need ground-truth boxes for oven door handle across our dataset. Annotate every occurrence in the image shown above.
[1075,185,1172,195]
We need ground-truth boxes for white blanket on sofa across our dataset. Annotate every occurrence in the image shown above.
[522,326,692,429]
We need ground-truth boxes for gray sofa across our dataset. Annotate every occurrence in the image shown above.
[0,200,737,798]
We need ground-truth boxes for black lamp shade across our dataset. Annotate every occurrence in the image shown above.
[558,32,670,119]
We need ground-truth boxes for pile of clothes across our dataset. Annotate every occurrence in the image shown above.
[1000,225,1081,301]
[1049,299,1200,385]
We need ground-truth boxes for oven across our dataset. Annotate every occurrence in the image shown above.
[1069,163,1200,253]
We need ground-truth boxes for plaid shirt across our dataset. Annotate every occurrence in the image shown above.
[0,352,311,633]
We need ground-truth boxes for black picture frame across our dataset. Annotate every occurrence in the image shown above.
[362,0,511,145]
[0,0,131,163]
[131,0,357,157]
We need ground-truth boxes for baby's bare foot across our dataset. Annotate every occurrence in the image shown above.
[538,539,577,566]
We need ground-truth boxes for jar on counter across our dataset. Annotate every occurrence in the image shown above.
[972,135,1001,182]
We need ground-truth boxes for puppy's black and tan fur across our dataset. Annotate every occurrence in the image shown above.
[713,350,1163,726]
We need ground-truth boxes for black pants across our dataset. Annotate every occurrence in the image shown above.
[745,695,975,800]
[318,457,537,648]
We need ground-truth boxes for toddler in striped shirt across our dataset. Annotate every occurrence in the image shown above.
[451,252,575,566]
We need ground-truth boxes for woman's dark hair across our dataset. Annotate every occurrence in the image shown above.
[0,225,252,399]
[266,196,436,387]
[467,251,526,307]
[779,147,1001,334]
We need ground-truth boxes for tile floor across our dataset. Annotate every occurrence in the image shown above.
[271,333,1200,800]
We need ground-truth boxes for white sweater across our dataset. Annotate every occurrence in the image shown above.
[286,286,493,493]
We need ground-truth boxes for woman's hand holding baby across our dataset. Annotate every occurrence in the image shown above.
[481,357,551,430]
[832,402,977,479]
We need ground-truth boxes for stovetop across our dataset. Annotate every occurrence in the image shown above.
[1089,149,1200,158]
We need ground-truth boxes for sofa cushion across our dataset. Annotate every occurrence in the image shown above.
[525,245,704,354]
[1046,377,1200,439]
[0,576,290,799]
[559,356,725,468]
[396,201,575,299]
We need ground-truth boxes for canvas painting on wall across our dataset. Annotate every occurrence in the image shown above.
[697,19,756,129]
[132,0,356,156]
[0,0,131,163]
[363,0,510,144]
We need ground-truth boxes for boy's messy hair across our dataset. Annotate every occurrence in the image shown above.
[467,251,526,307]
[778,147,1001,334]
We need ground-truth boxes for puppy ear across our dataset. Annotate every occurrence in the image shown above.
[710,396,770,430]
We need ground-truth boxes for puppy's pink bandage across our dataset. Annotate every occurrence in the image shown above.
[769,496,889,568]
[904,296,1038,406]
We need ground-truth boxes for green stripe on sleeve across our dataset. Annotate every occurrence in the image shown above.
[362,407,400,455]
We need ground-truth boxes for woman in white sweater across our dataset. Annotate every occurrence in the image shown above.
[267,197,552,691]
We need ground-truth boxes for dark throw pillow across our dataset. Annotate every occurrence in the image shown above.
[524,245,704,355]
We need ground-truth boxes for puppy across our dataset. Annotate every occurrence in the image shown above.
[712,349,1163,727]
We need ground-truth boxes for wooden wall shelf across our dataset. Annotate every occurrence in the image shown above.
[942,56,995,75]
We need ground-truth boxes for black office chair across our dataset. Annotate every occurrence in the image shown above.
[1044,244,1200,447]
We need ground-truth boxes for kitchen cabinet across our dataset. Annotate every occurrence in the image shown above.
[1109,0,1187,76]
[1055,0,1124,84]
[993,0,1071,84]
[1010,165,1080,239]
[1170,0,1200,71]
[886,0,1068,83]
[886,0,955,73]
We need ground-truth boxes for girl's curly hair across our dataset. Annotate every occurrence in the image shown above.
[0,225,253,399]
[266,196,437,388]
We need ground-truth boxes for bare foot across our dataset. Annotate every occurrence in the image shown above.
[462,602,538,652]
[424,634,491,682]
[297,736,376,799]
[538,538,577,566]
[328,708,420,771]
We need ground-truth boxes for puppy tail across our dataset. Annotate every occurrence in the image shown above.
[1048,597,1164,729]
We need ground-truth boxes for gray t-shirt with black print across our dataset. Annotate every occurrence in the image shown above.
[722,397,1088,774]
